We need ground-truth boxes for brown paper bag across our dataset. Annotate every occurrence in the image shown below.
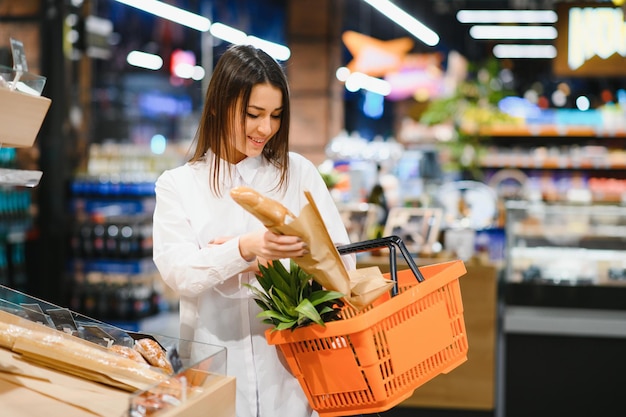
[231,187,393,309]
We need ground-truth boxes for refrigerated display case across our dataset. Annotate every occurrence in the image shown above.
[497,200,626,417]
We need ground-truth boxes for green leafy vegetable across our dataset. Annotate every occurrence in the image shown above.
[244,260,345,332]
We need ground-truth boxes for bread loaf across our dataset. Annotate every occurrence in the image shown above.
[0,321,32,349]
[12,330,170,390]
[109,344,148,364]
[134,338,174,375]
[230,186,295,228]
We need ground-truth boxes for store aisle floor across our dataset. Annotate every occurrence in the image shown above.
[138,310,180,338]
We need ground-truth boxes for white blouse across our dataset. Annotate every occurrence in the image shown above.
[152,151,355,417]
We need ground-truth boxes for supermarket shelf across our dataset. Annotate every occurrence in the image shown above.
[478,125,626,138]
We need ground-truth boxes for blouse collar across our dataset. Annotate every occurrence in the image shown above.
[201,150,263,188]
[235,155,262,185]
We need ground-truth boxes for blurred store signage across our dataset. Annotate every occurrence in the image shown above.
[85,16,113,60]
[554,3,626,77]
[340,31,467,101]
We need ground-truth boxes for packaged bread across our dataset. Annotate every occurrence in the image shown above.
[11,330,171,391]
[134,338,174,375]
[109,343,148,364]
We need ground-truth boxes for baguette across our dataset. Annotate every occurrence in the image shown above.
[12,331,170,390]
[230,186,295,228]
[0,321,32,350]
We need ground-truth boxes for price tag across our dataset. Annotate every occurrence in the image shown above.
[20,303,48,326]
[47,308,78,334]
[0,299,20,315]
[10,38,28,72]
[81,325,115,347]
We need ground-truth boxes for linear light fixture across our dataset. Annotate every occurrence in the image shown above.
[457,10,558,24]
[336,66,391,96]
[115,2,291,61]
[209,23,290,61]
[346,72,391,96]
[492,44,557,59]
[209,22,248,45]
[247,36,291,61]
[469,25,557,40]
[127,50,164,70]
[361,0,439,46]
[115,0,211,32]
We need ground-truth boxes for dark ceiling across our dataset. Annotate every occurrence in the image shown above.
[342,0,620,60]
[341,0,625,94]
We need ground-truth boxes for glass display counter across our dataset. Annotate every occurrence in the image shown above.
[497,201,626,417]
[0,285,234,417]
[505,200,626,288]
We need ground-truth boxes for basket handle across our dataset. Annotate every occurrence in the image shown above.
[336,235,425,297]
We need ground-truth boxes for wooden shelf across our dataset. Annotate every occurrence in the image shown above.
[478,125,626,138]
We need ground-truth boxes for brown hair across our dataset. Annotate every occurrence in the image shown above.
[190,44,291,196]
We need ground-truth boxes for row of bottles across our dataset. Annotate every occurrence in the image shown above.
[0,187,33,223]
[70,173,157,198]
[70,215,153,260]
[86,142,185,178]
[68,272,161,322]
[0,148,18,169]
[0,241,27,291]
[0,149,35,292]
[64,142,182,322]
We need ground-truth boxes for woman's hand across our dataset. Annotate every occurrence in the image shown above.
[238,229,308,263]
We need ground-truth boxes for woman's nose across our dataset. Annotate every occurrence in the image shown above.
[256,116,272,135]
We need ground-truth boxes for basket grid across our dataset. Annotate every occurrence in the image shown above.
[302,278,467,411]
[267,255,469,417]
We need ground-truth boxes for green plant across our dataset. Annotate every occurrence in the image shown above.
[244,260,345,332]
[419,57,518,179]
[319,170,340,189]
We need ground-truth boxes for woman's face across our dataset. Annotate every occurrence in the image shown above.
[230,83,283,164]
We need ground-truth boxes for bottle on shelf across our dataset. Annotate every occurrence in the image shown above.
[367,164,389,240]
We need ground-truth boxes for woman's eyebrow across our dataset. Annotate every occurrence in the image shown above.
[248,105,284,111]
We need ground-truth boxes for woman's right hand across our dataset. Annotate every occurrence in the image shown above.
[238,229,309,263]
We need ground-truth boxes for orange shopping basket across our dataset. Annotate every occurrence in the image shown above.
[265,236,469,417]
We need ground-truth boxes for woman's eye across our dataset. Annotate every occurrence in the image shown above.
[271,113,282,120]
[247,113,259,119]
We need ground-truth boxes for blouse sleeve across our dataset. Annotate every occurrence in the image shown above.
[152,170,254,298]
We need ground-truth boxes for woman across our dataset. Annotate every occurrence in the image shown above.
[152,44,355,417]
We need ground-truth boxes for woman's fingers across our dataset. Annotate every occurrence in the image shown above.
[263,231,309,258]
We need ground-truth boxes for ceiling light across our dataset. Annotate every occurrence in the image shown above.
[457,10,558,24]
[492,44,557,59]
[344,71,391,96]
[470,25,557,40]
[247,36,291,61]
[207,22,290,61]
[361,0,439,46]
[114,0,211,32]
[335,67,351,82]
[210,22,247,45]
[127,50,163,70]
[192,66,206,81]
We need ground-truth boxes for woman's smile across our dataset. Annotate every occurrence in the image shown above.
[231,82,283,163]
